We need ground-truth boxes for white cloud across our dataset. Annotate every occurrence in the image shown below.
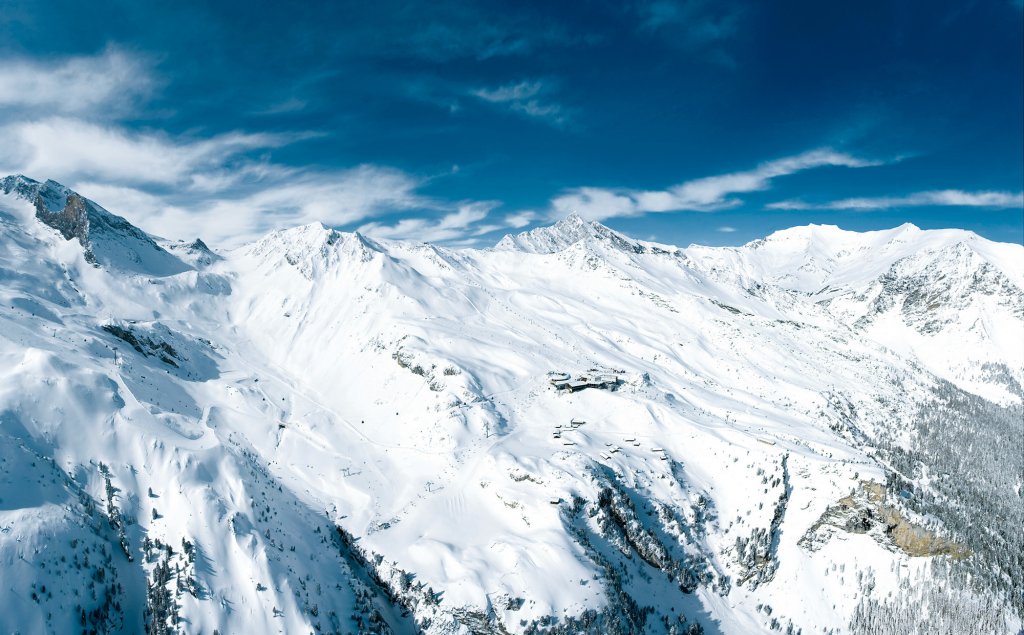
[474,81,544,103]
[471,80,568,127]
[634,0,743,68]
[0,51,509,248]
[75,165,433,246]
[357,201,498,243]
[0,117,302,187]
[504,210,538,228]
[0,115,505,246]
[768,190,1024,211]
[551,149,878,221]
[717,225,737,233]
[0,46,153,116]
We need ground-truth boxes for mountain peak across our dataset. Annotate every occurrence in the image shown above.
[241,222,386,278]
[254,221,383,252]
[751,222,979,252]
[1,174,190,276]
[559,211,588,228]
[1,177,1022,633]
[494,213,652,255]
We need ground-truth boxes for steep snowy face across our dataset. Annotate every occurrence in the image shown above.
[495,212,594,252]
[0,175,190,276]
[850,241,1024,332]
[165,237,221,268]
[239,222,387,279]
[686,223,940,292]
[833,241,1024,402]
[495,212,674,255]
[0,184,416,635]
[0,177,1021,635]
[682,224,1024,403]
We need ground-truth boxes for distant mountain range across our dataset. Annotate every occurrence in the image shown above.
[0,175,1020,634]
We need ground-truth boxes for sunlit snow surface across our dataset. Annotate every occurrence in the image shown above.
[0,180,1021,634]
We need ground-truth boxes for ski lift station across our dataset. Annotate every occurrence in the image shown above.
[548,369,622,392]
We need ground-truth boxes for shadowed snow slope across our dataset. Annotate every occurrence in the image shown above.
[0,177,1021,634]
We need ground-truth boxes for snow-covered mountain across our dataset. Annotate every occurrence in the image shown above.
[0,176,1021,634]
[0,176,191,276]
[685,223,1024,404]
[494,213,671,254]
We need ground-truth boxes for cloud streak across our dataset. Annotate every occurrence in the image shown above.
[639,0,741,44]
[551,149,879,221]
[357,201,500,243]
[0,47,153,116]
[768,190,1024,211]
[0,117,306,188]
[471,80,569,127]
[75,165,437,247]
[0,47,547,248]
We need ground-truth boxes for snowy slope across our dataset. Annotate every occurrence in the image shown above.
[0,179,1021,634]
[0,176,191,277]
[685,223,1024,403]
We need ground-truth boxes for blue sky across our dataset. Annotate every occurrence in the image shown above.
[0,0,1021,247]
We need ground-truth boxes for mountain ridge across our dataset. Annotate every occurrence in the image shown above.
[1,174,190,277]
[0,176,1020,634]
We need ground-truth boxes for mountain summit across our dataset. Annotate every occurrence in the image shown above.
[0,179,1021,634]
[1,175,189,276]
[495,213,668,254]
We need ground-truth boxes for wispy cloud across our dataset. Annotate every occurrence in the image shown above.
[639,0,741,42]
[768,190,1024,211]
[504,211,538,228]
[381,6,588,63]
[0,46,509,248]
[717,225,737,232]
[634,0,744,67]
[0,46,154,116]
[471,80,569,127]
[357,201,499,243]
[76,165,435,246]
[551,149,879,221]
[0,117,306,187]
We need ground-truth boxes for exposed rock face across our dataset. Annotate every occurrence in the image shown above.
[1,175,190,276]
[799,481,969,559]
[99,320,221,381]
[34,192,95,260]
[856,244,1024,334]
[101,323,182,368]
